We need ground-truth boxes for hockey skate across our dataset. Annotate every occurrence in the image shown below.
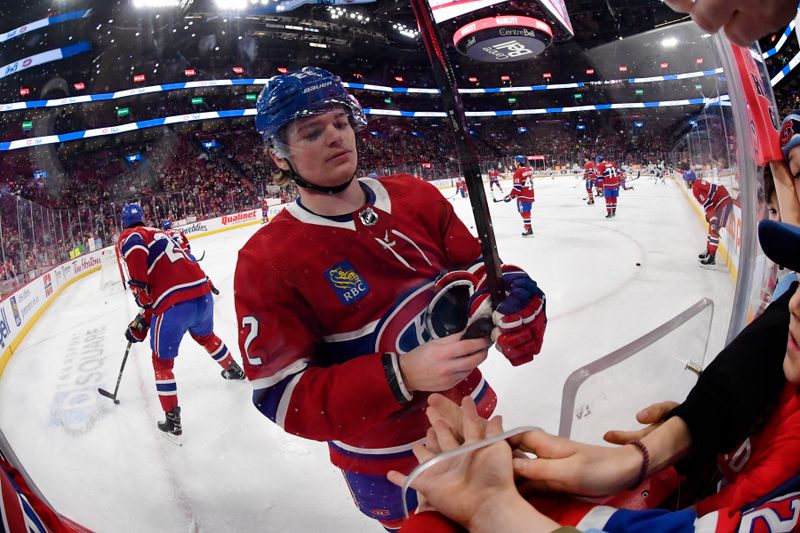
[158,407,183,446]
[221,360,246,380]
[698,251,710,260]
[521,228,533,238]
[699,254,716,269]
[605,213,613,219]
[586,198,594,205]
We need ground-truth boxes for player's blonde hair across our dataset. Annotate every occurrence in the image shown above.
[264,144,293,188]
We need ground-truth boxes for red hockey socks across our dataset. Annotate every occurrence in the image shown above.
[152,354,178,412]
[191,332,235,369]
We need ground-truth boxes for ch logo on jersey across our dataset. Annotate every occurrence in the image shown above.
[780,120,796,148]
[326,260,369,305]
[374,281,436,354]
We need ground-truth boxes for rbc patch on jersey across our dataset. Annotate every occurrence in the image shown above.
[326,260,369,305]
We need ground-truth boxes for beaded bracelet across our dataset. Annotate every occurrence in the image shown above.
[628,439,650,489]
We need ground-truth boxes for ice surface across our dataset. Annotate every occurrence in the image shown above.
[0,174,733,532]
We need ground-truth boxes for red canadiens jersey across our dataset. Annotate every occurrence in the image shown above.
[510,166,534,201]
[488,169,500,182]
[597,161,621,188]
[693,181,733,219]
[234,175,497,475]
[583,161,596,180]
[694,382,800,516]
[455,177,467,192]
[118,226,210,314]
[165,228,190,253]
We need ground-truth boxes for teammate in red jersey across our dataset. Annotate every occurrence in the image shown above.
[597,158,621,218]
[583,158,596,205]
[455,177,468,198]
[487,167,503,194]
[161,219,219,295]
[160,219,190,252]
[594,155,605,198]
[260,197,270,224]
[504,155,535,237]
[118,205,244,439]
[692,180,733,267]
[234,67,548,530]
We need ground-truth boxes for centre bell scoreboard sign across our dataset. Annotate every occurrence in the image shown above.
[428,0,573,38]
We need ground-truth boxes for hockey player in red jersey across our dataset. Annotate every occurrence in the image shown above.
[161,219,219,295]
[260,197,270,224]
[234,67,548,530]
[160,219,191,253]
[487,167,503,194]
[455,177,468,198]
[594,155,605,197]
[692,179,733,267]
[504,155,535,237]
[597,157,621,218]
[583,158,596,205]
[118,204,244,439]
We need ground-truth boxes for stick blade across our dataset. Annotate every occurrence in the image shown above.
[98,388,118,402]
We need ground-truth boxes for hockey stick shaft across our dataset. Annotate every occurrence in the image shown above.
[98,341,132,402]
[410,0,504,311]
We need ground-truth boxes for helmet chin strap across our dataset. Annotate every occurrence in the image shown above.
[285,159,355,194]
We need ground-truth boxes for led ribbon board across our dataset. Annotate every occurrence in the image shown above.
[453,16,553,62]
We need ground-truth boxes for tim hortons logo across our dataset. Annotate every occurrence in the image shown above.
[73,255,101,274]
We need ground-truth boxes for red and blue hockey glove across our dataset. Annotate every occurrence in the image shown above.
[125,313,149,343]
[128,279,153,309]
[469,265,547,366]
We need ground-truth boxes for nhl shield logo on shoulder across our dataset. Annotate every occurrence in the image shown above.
[358,207,378,226]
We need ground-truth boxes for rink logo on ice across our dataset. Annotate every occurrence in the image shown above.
[50,327,109,434]
[326,260,369,305]
[9,296,21,327]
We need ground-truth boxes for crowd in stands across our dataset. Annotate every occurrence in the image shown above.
[0,84,724,296]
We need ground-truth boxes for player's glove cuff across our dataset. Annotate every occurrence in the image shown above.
[382,352,413,404]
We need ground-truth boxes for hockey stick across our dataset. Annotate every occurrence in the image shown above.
[411,0,504,332]
[98,341,132,405]
[195,250,206,262]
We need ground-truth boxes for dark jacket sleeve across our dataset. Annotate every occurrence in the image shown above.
[669,282,794,459]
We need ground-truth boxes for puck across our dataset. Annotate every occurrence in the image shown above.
[114,399,120,405]
[636,262,641,266]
